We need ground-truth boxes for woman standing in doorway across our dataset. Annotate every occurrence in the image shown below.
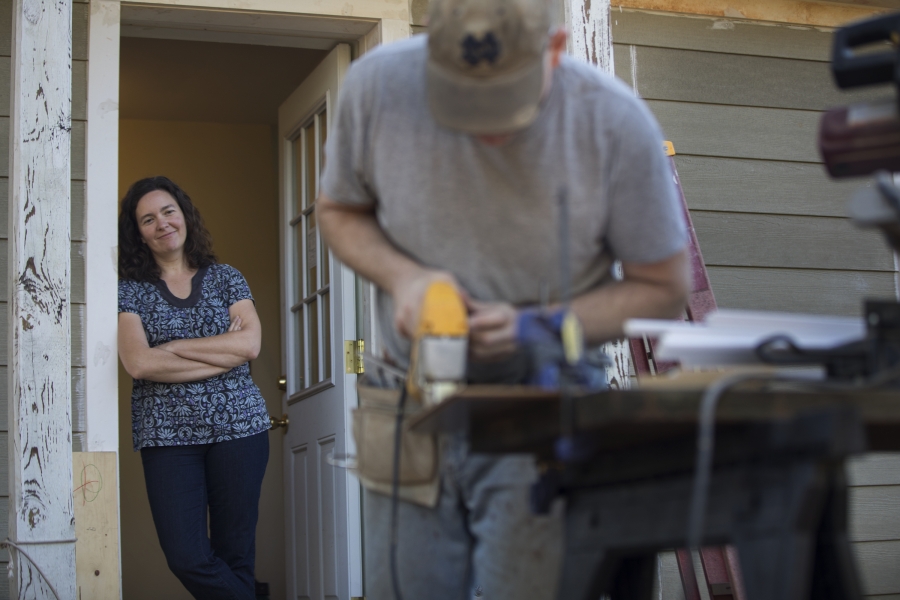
[117,176,271,600]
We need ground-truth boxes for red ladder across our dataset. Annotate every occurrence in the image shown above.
[628,142,746,600]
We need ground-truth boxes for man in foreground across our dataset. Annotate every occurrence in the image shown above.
[319,0,692,597]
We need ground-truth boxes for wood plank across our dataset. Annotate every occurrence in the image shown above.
[72,241,85,304]
[0,117,8,178]
[610,9,832,60]
[0,497,9,562]
[0,177,79,238]
[410,0,427,26]
[569,0,614,74]
[657,550,686,600]
[0,367,73,435]
[0,0,9,58]
[0,433,7,496]
[615,44,885,111]
[72,60,86,121]
[72,367,86,434]
[0,367,6,431]
[676,155,861,218]
[72,119,85,179]
[692,211,894,271]
[567,0,631,391]
[613,1,884,28]
[646,100,823,163]
[705,266,896,316]
[72,179,85,240]
[0,240,82,300]
[0,319,87,376]
[8,0,76,592]
[855,540,900,595]
[848,454,900,486]
[73,303,86,368]
[0,302,6,366]
[849,485,900,542]
[0,56,8,117]
[73,2,88,61]
[73,452,120,600]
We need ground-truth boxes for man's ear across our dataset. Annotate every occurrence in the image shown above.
[549,27,568,68]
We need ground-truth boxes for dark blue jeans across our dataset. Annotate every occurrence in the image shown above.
[141,431,269,600]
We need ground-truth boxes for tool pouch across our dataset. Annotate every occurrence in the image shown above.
[353,379,441,507]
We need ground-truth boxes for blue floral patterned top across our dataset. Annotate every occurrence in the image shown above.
[118,263,271,451]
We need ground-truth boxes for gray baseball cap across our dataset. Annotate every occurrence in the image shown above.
[426,0,552,134]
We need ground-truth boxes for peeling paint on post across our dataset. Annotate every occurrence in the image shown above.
[8,0,76,595]
[564,0,633,389]
[566,0,614,76]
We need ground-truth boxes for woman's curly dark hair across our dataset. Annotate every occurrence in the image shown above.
[118,176,217,282]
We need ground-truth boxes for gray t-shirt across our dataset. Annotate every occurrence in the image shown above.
[322,35,687,369]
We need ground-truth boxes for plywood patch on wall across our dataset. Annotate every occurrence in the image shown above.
[74,452,119,600]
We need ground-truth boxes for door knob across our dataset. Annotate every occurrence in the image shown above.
[270,414,289,430]
[277,376,287,391]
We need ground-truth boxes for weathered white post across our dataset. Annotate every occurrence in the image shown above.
[565,0,614,75]
[563,0,633,388]
[7,0,76,595]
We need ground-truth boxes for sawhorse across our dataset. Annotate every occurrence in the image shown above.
[628,142,746,600]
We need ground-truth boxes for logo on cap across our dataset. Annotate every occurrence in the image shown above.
[461,32,501,66]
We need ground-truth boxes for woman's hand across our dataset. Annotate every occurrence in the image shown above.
[466,298,519,361]
[228,315,243,332]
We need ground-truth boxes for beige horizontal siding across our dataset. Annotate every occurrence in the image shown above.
[610,10,832,60]
[646,100,823,163]
[856,540,900,596]
[849,454,900,486]
[614,10,900,599]
[707,266,895,316]
[676,155,863,218]
[615,44,884,111]
[692,212,892,272]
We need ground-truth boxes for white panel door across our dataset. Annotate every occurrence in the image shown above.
[278,43,362,600]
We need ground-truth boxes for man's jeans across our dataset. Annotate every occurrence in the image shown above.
[141,431,269,600]
[364,435,564,600]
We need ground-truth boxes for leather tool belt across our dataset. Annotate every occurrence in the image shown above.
[353,379,441,507]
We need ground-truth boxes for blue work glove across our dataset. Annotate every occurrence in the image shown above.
[516,308,609,391]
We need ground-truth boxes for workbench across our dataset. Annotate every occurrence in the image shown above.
[409,384,900,600]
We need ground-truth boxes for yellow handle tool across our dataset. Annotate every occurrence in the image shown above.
[407,281,469,405]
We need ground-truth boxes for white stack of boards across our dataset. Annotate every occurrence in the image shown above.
[624,309,866,369]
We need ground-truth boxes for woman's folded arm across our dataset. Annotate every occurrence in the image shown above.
[118,312,230,383]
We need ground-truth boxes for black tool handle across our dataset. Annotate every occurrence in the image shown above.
[832,13,900,89]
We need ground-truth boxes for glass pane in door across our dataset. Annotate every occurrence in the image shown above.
[307,299,320,385]
[319,110,330,287]
[290,105,332,392]
[322,290,331,380]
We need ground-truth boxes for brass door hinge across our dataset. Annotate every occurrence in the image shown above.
[344,339,365,374]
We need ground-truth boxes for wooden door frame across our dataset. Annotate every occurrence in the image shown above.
[84,2,409,596]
